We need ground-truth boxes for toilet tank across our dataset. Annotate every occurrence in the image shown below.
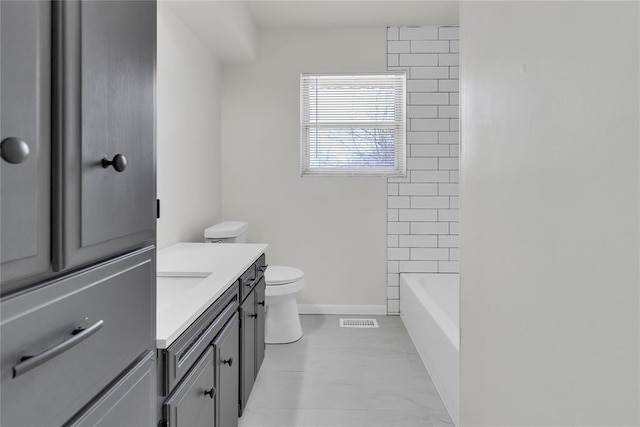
[204,221,248,243]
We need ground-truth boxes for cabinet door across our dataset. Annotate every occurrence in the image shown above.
[239,291,256,416]
[67,351,156,427]
[163,346,215,427]
[53,0,156,270]
[254,277,266,375]
[213,314,239,427]
[0,0,51,292]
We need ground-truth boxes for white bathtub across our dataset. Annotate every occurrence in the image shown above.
[400,273,459,426]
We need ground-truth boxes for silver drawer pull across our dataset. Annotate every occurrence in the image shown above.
[13,320,105,378]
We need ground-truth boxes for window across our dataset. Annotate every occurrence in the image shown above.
[300,73,406,176]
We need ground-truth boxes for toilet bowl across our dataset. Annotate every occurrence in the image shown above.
[204,222,306,344]
[264,266,305,344]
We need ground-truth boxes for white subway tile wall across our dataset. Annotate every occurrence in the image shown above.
[387,26,459,315]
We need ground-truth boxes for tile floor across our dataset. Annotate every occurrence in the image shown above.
[238,315,454,427]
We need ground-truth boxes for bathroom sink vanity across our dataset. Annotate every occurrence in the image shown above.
[155,243,268,427]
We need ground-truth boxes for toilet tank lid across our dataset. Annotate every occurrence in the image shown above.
[204,221,248,239]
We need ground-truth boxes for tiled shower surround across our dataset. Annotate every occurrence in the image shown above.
[386,26,460,315]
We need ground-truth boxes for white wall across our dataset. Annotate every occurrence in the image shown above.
[460,2,639,425]
[221,28,388,310]
[157,2,222,248]
[386,26,460,315]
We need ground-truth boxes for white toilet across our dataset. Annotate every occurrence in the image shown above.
[262,265,305,343]
[204,221,305,344]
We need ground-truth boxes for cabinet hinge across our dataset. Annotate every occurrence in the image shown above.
[156,199,160,219]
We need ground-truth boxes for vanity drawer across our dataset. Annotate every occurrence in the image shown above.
[256,253,267,278]
[239,254,266,302]
[0,247,155,427]
[239,264,255,302]
[159,283,238,395]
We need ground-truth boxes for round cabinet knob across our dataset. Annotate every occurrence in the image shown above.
[257,301,265,307]
[1,137,30,164]
[249,313,258,319]
[101,154,127,172]
[203,388,215,399]
[223,358,233,366]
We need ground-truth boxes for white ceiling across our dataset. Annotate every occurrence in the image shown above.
[165,1,259,63]
[245,1,459,28]
[164,0,459,63]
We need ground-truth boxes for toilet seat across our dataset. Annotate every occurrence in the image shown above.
[265,278,305,297]
[265,265,304,286]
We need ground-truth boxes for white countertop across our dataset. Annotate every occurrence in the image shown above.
[156,242,268,348]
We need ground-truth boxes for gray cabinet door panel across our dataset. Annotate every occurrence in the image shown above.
[0,247,155,427]
[239,291,256,416]
[53,0,156,270]
[67,351,156,427]
[0,0,51,289]
[214,314,239,427]
[254,277,266,375]
[163,346,216,427]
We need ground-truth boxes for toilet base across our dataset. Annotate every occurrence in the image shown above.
[265,293,303,344]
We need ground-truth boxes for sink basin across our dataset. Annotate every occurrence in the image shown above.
[157,275,209,312]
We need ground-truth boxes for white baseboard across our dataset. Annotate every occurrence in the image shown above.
[297,304,387,315]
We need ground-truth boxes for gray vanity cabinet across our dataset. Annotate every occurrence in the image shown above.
[254,277,266,374]
[163,347,216,427]
[53,0,156,271]
[239,254,267,416]
[158,285,240,427]
[239,290,256,415]
[158,254,266,426]
[0,0,51,291]
[214,314,240,427]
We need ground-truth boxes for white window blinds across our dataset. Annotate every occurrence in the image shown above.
[300,73,406,176]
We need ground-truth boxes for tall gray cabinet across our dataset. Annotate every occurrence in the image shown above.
[0,1,157,425]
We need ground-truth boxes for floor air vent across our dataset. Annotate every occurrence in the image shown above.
[339,318,379,328]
